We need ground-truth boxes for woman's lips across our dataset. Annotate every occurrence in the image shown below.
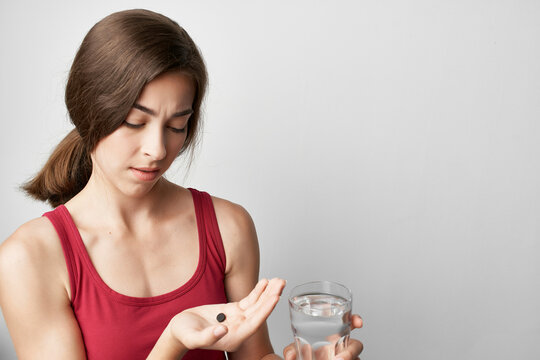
[130,167,160,181]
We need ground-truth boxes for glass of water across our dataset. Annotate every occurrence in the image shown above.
[288,281,352,360]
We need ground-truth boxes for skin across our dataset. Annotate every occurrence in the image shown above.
[0,70,363,359]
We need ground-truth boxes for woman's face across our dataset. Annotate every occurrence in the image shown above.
[90,70,195,198]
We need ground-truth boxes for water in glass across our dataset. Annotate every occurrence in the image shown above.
[290,293,351,359]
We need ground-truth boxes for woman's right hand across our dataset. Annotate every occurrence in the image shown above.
[283,314,364,360]
[169,278,286,352]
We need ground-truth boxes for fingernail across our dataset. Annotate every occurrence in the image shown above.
[335,357,344,360]
[284,350,293,360]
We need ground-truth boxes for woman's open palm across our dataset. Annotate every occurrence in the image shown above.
[170,278,286,352]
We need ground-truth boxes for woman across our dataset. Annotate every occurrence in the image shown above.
[0,9,363,359]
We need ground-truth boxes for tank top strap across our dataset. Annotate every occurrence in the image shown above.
[42,205,80,302]
[189,188,227,274]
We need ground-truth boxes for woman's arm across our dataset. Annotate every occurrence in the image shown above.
[213,197,281,360]
[0,218,86,359]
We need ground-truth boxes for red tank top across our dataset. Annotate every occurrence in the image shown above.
[43,188,227,360]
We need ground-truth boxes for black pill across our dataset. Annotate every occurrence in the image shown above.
[216,313,226,322]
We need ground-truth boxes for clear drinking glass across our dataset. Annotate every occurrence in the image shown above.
[288,281,352,360]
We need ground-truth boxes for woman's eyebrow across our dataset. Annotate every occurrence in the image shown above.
[172,108,194,117]
[133,103,193,117]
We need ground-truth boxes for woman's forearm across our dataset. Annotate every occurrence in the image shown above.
[146,322,188,360]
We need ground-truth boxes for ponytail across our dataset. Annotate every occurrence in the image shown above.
[21,129,92,208]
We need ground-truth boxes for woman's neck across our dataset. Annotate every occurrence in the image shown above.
[66,174,179,234]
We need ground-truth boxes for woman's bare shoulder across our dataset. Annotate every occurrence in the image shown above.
[210,195,259,274]
[210,195,256,235]
[0,216,65,279]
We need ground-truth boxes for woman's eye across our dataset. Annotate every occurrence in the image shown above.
[123,121,185,133]
[168,126,186,133]
[124,121,144,129]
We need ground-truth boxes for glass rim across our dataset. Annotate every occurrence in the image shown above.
[288,280,352,303]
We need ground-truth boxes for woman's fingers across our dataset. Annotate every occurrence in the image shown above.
[334,339,364,360]
[238,278,286,314]
[244,278,285,318]
[237,279,284,336]
[175,317,229,350]
[283,338,363,360]
[212,324,228,338]
[255,278,285,308]
[238,278,269,310]
[244,292,280,329]
[268,278,286,296]
[208,279,285,339]
[283,343,297,360]
[195,324,227,348]
[351,314,363,330]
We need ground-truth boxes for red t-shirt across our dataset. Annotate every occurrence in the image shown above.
[43,188,227,359]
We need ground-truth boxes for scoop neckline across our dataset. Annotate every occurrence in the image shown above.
[56,189,206,306]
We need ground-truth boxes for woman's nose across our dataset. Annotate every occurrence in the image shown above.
[141,127,167,160]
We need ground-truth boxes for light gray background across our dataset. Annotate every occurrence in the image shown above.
[1,1,539,359]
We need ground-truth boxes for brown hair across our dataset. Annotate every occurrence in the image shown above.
[22,9,207,207]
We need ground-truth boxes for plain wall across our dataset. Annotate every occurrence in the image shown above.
[1,1,539,359]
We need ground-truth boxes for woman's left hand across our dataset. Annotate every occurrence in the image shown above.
[169,278,286,353]
[282,314,364,360]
